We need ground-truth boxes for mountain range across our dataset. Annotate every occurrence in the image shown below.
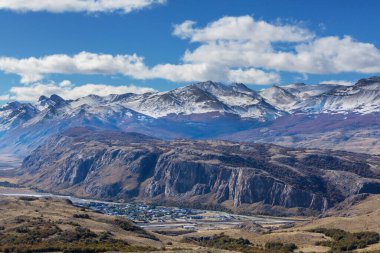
[2,76,380,216]
[18,127,380,216]
[1,77,380,156]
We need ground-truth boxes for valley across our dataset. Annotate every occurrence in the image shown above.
[1,2,380,252]
[0,187,380,252]
[1,78,380,252]
[0,186,298,232]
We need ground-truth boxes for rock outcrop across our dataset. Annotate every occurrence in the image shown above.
[20,128,380,216]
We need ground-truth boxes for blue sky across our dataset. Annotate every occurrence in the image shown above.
[0,0,380,102]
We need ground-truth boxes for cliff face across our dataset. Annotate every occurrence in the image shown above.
[20,128,380,215]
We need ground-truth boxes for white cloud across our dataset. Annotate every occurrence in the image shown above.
[0,0,166,13]
[176,16,380,75]
[228,68,279,84]
[0,16,379,86]
[0,80,156,102]
[174,16,313,43]
[0,51,278,85]
[0,52,149,83]
[319,80,354,86]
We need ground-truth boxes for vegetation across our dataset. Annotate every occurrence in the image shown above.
[0,215,157,253]
[265,242,297,252]
[310,228,380,252]
[113,218,159,241]
[182,234,252,252]
[18,196,38,202]
[154,229,194,236]
[183,233,298,253]
[73,213,90,219]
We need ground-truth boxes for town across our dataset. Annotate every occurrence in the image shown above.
[74,201,296,232]
[76,201,207,223]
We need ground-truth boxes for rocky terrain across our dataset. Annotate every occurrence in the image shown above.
[0,77,379,156]
[19,127,380,216]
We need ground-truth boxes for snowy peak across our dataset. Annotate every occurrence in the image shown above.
[286,77,380,114]
[354,76,380,90]
[38,94,68,110]
[282,83,341,99]
[0,101,39,131]
[0,77,379,137]
[230,83,256,94]
[260,85,299,111]
[115,81,283,120]
[355,76,380,86]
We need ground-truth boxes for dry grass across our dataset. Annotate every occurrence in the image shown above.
[0,193,379,252]
[172,195,380,252]
[0,196,243,252]
[296,195,380,234]
[0,196,163,250]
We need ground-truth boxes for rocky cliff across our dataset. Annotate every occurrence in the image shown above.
[20,128,380,216]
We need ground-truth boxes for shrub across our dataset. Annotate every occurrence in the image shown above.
[310,228,380,252]
[15,227,30,234]
[265,241,284,250]
[265,242,297,252]
[19,196,39,202]
[73,214,90,219]
[113,218,158,241]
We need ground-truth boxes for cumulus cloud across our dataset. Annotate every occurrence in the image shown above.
[176,16,380,75]
[0,51,278,85]
[0,15,379,86]
[0,52,148,83]
[0,0,166,13]
[0,80,156,102]
[319,80,354,86]
[173,16,313,43]
[228,68,280,84]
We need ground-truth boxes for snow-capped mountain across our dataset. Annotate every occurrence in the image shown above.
[0,77,379,155]
[260,77,380,114]
[259,85,300,111]
[0,101,38,132]
[294,77,380,114]
[109,81,284,120]
[281,82,341,99]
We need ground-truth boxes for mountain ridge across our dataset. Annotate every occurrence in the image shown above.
[1,77,379,156]
[18,127,380,216]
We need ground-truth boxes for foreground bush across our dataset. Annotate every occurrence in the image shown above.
[183,233,298,253]
[0,216,157,253]
[310,228,380,252]
[265,242,297,252]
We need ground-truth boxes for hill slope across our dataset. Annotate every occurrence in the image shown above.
[19,128,380,216]
[0,196,162,252]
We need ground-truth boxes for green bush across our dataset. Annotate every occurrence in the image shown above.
[265,242,297,252]
[183,234,298,253]
[310,228,380,252]
[73,213,90,219]
[0,216,158,253]
[113,218,158,241]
